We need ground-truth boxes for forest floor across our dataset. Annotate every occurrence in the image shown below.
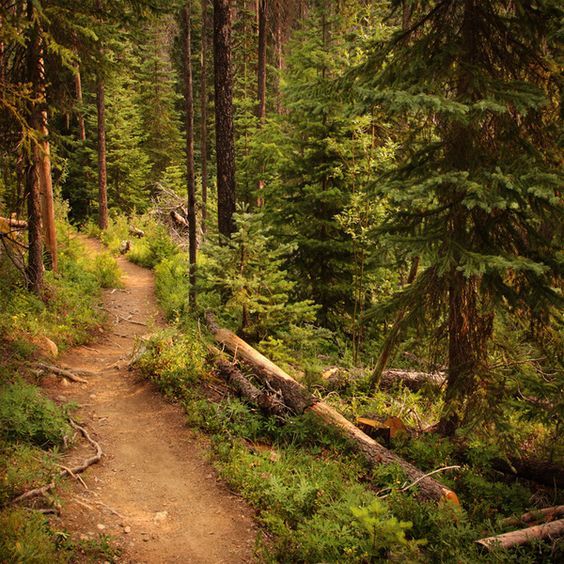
[43,237,258,563]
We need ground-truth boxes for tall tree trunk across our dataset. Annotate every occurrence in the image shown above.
[256,0,267,205]
[438,2,494,435]
[213,0,236,238]
[183,1,197,307]
[200,0,208,236]
[24,10,44,295]
[34,38,57,272]
[25,156,44,295]
[439,270,493,435]
[74,64,86,141]
[274,0,283,113]
[96,75,108,230]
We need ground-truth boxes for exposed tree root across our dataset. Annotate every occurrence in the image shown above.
[33,362,93,383]
[10,419,102,505]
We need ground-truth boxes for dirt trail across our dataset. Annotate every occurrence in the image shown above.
[45,237,258,563]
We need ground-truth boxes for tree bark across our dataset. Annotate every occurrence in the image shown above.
[501,506,564,528]
[256,0,267,205]
[28,21,57,272]
[96,75,108,230]
[214,358,288,417]
[74,64,86,141]
[25,154,43,295]
[206,314,458,502]
[200,0,208,236]
[183,1,197,307]
[213,0,236,239]
[476,519,564,551]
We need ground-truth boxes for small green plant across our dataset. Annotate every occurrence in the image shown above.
[154,252,189,318]
[0,508,66,563]
[91,252,122,288]
[134,326,207,400]
[0,380,70,448]
[351,499,424,561]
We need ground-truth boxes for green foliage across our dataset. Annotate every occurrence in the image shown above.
[92,252,122,289]
[0,443,59,505]
[0,380,70,449]
[200,208,327,366]
[0,508,65,564]
[154,252,189,319]
[134,326,207,400]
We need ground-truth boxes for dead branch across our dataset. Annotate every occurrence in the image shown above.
[115,313,147,327]
[501,505,564,528]
[214,358,289,417]
[33,362,88,384]
[476,519,564,550]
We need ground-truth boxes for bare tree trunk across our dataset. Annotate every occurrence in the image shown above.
[183,1,197,307]
[27,21,57,272]
[213,0,236,239]
[370,257,419,389]
[256,0,267,205]
[74,64,86,141]
[25,156,43,295]
[96,76,108,230]
[200,0,208,236]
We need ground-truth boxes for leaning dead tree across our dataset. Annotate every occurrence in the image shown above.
[205,313,458,503]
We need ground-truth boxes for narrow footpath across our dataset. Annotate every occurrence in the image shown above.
[44,237,258,563]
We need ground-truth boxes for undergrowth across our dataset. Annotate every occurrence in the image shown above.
[105,212,562,562]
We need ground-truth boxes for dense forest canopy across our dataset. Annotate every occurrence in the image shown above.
[0,0,562,561]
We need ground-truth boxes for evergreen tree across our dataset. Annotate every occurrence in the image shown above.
[136,16,184,188]
[355,0,563,433]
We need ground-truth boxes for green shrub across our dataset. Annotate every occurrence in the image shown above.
[91,252,122,288]
[128,224,177,269]
[0,380,70,448]
[0,508,65,563]
[135,326,207,400]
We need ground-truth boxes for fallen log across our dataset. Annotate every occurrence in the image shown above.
[205,313,458,503]
[214,359,288,417]
[206,313,312,414]
[323,367,446,392]
[501,505,564,528]
[0,216,28,229]
[380,369,446,391]
[476,518,564,551]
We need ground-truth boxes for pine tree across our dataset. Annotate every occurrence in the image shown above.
[355,0,563,433]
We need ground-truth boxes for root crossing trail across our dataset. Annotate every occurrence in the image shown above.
[46,238,257,563]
